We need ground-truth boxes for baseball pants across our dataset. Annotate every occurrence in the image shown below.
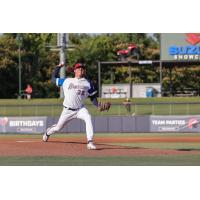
[46,107,94,141]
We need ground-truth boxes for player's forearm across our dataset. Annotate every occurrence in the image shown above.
[51,66,61,83]
[91,97,99,107]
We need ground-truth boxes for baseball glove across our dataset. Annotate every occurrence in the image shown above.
[98,102,111,112]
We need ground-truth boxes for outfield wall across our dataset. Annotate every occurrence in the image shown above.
[1,115,199,133]
[47,115,200,133]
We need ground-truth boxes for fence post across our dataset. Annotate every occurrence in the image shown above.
[169,103,172,115]
[51,105,54,117]
[19,106,22,116]
[187,103,189,115]
[3,106,6,116]
[152,104,155,115]
[135,104,137,115]
[117,104,120,115]
[35,105,38,116]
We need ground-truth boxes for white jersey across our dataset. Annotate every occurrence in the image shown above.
[56,77,97,109]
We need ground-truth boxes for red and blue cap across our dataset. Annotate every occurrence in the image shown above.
[73,63,86,70]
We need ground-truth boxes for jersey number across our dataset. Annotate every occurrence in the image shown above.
[77,90,85,96]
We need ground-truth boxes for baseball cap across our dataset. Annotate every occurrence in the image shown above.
[73,63,86,70]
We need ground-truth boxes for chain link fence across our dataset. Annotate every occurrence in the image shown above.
[1,102,200,116]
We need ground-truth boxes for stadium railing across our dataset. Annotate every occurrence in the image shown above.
[1,102,200,116]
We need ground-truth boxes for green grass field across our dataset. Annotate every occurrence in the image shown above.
[1,97,200,116]
[1,155,200,166]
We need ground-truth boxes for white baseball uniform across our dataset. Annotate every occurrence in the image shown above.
[46,70,97,142]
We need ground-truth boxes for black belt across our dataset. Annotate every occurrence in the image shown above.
[64,106,80,111]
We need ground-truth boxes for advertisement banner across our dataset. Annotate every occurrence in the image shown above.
[161,33,200,61]
[150,115,200,132]
[0,117,47,133]
[102,84,129,98]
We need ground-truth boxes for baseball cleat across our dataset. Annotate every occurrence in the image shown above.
[42,131,50,142]
[87,141,97,150]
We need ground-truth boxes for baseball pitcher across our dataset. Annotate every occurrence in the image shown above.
[43,62,111,150]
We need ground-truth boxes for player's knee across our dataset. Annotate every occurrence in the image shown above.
[53,125,61,132]
[84,114,92,123]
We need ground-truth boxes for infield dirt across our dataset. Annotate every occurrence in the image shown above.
[1,136,200,157]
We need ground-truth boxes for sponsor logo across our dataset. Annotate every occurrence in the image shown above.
[0,117,8,126]
[152,117,200,131]
[0,117,46,133]
[9,120,44,127]
[17,127,36,132]
[152,120,185,126]
[187,118,199,129]
[186,33,200,45]
[168,33,200,60]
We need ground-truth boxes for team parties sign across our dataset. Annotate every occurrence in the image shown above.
[150,115,200,132]
[0,117,47,133]
[161,33,200,61]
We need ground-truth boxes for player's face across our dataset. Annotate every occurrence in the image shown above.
[74,67,86,78]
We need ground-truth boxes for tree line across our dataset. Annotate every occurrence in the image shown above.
[0,33,199,98]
